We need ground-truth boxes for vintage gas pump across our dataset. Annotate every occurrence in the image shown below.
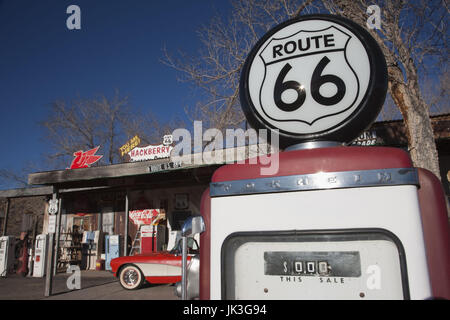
[81,231,95,270]
[179,14,450,300]
[141,225,166,254]
[140,210,166,254]
[32,234,48,277]
[105,235,123,271]
[91,230,103,270]
[0,236,15,277]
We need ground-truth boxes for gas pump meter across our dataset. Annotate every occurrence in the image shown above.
[223,230,406,299]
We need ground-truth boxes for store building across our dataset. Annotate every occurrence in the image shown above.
[351,113,450,196]
[1,144,272,274]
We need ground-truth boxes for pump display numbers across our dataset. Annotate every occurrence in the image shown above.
[222,231,407,300]
[264,251,361,277]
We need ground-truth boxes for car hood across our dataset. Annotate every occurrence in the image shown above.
[109,251,193,270]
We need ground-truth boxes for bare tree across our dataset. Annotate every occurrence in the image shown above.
[40,90,180,169]
[121,111,185,147]
[164,0,447,180]
[423,71,450,116]
[0,169,28,189]
[0,161,43,189]
[40,90,128,168]
[163,0,318,135]
[322,0,448,180]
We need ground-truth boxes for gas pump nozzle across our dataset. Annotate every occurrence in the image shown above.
[180,216,205,300]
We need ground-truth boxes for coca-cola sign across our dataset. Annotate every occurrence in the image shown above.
[129,209,165,226]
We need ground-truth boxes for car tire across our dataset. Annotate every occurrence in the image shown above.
[119,264,144,290]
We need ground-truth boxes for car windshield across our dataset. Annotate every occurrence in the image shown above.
[170,237,199,255]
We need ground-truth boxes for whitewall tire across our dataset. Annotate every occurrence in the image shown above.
[119,265,144,290]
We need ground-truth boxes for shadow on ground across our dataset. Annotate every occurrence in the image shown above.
[0,270,178,300]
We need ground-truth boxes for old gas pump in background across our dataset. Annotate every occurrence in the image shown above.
[16,232,30,276]
[32,234,48,277]
[0,236,15,277]
[141,225,166,253]
[81,231,94,270]
[82,230,103,270]
[178,14,450,300]
[105,235,123,270]
[140,210,166,254]
[91,231,103,270]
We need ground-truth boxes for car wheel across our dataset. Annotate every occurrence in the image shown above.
[119,265,144,290]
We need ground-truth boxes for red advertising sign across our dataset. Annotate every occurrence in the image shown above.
[128,144,173,162]
[68,146,103,169]
[129,209,165,226]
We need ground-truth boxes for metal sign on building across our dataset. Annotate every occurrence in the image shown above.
[128,135,174,162]
[48,199,58,215]
[68,146,103,169]
[119,135,141,157]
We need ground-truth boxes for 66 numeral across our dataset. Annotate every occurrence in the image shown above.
[273,56,346,112]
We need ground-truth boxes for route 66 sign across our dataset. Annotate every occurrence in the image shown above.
[240,14,387,147]
[48,199,58,215]
[163,135,174,146]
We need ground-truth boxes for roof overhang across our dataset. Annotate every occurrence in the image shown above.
[27,145,272,190]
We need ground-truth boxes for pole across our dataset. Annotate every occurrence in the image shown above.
[53,196,62,276]
[181,236,188,300]
[2,198,9,236]
[44,190,57,297]
[152,224,155,252]
[124,189,129,256]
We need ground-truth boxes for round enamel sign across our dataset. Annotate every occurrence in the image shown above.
[240,14,387,147]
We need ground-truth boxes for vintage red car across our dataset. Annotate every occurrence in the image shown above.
[110,238,199,290]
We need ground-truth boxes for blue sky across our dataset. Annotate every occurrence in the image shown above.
[0,0,231,181]
[0,1,447,188]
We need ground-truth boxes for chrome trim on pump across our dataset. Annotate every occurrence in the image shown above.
[284,141,342,151]
[210,168,419,197]
[180,216,205,300]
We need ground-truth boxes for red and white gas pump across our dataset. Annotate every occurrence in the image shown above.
[198,146,450,300]
[32,234,48,277]
[176,14,450,300]
[141,224,166,254]
[136,209,166,254]
[0,236,15,277]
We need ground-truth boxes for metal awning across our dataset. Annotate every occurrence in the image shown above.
[27,145,271,189]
